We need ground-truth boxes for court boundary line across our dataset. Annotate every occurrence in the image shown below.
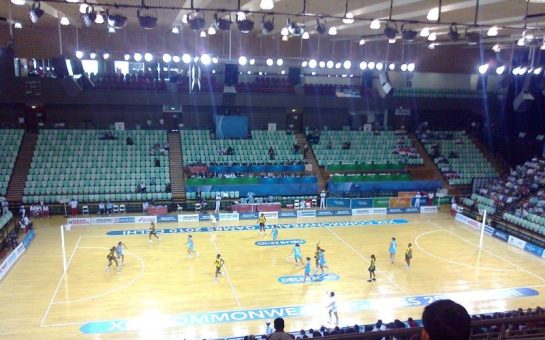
[325,227,410,296]
[414,230,522,273]
[40,235,82,327]
[429,221,545,283]
[210,235,242,308]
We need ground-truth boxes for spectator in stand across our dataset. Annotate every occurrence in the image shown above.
[373,319,386,331]
[19,204,26,218]
[106,201,113,215]
[407,317,419,328]
[154,158,160,167]
[126,136,134,145]
[303,144,309,158]
[268,318,294,340]
[136,182,147,193]
[1,198,8,216]
[69,199,78,216]
[421,299,471,340]
[265,320,274,337]
[98,202,106,215]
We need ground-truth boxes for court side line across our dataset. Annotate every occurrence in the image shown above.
[210,236,242,308]
[414,230,521,273]
[325,227,410,296]
[430,222,545,283]
[40,235,82,327]
[52,247,146,305]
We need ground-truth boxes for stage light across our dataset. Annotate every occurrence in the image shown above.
[95,14,104,24]
[466,31,481,45]
[249,58,255,65]
[328,26,337,36]
[520,66,527,74]
[428,43,436,50]
[389,63,395,71]
[359,61,367,70]
[359,38,366,45]
[281,70,286,75]
[428,32,436,41]
[90,52,97,59]
[173,55,180,63]
[517,38,525,46]
[389,39,396,44]
[79,3,88,13]
[326,60,334,69]
[107,11,127,29]
[238,56,248,66]
[134,53,143,62]
[261,15,274,34]
[102,52,110,60]
[282,35,288,41]
[420,27,430,37]
[311,71,316,76]
[65,0,79,3]
[301,61,308,67]
[124,54,130,61]
[172,27,180,34]
[407,63,415,72]
[448,24,459,41]
[384,24,397,40]
[376,62,384,71]
[181,54,191,63]
[370,19,380,30]
[188,11,205,31]
[319,61,325,68]
[260,0,274,10]
[181,13,188,24]
[400,63,407,71]
[14,22,22,29]
[335,62,341,69]
[492,44,500,53]
[208,26,216,35]
[212,57,219,64]
[163,53,172,63]
[308,59,317,68]
[343,12,354,24]
[401,25,417,41]
[248,71,252,75]
[11,0,25,5]
[236,11,246,21]
[343,60,351,70]
[487,26,499,37]
[144,53,153,62]
[137,8,157,30]
[427,7,439,21]
[214,13,232,31]
[534,67,542,75]
[287,18,305,36]
[281,27,289,36]
[237,14,254,33]
[201,54,211,65]
[60,16,70,26]
[495,65,505,75]
[82,6,97,27]
[108,26,115,33]
[316,18,328,35]
[512,67,520,75]
[276,58,284,66]
[75,50,84,59]
[368,61,375,70]
[541,43,545,50]
[478,63,488,74]
[266,58,273,66]
[29,2,45,23]
[200,31,206,38]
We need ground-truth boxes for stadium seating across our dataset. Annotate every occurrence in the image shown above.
[313,130,423,168]
[419,130,497,185]
[303,83,378,97]
[329,173,412,182]
[0,211,13,231]
[23,129,171,204]
[235,77,294,94]
[394,88,486,98]
[181,129,304,166]
[91,72,166,91]
[0,129,24,196]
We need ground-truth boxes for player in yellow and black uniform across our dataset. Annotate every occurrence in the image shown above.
[405,243,413,269]
[148,222,160,243]
[214,254,225,283]
[106,246,120,272]
[367,254,376,282]
[257,213,267,237]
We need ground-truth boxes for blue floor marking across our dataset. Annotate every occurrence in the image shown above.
[255,239,306,247]
[278,273,340,284]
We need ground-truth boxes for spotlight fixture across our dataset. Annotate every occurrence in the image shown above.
[420,27,430,37]
[302,32,310,40]
[359,38,366,45]
[172,26,180,34]
[389,39,396,44]
[487,26,499,37]
[281,27,289,36]
[427,7,439,21]
[368,61,375,70]
[428,32,437,41]
[75,50,84,59]
[407,63,415,72]
[316,18,328,35]
[208,26,216,35]
[124,54,131,61]
[200,31,206,38]
[249,58,255,65]
[343,60,351,70]
[212,56,219,64]
[181,13,188,24]
[238,56,248,66]
[237,12,254,33]
[384,23,397,40]
[492,44,500,53]
[214,13,232,31]
[447,24,459,41]
[261,15,274,34]
[389,63,395,71]
[400,25,416,42]
[400,63,407,71]
[65,0,79,3]
[281,70,286,75]
[466,31,481,45]
[495,65,505,75]
[137,7,158,30]
[79,3,88,14]
[541,43,545,50]
[326,60,334,69]
[162,53,172,63]
[319,61,325,68]
[188,11,205,31]
[82,5,97,27]
[201,54,211,65]
[102,52,110,60]
[534,67,542,75]
[266,58,273,66]
[134,53,143,61]
[343,13,354,25]
[281,35,288,41]
[370,19,380,30]
[95,13,104,24]
[11,0,26,5]
[335,62,341,69]
[14,22,22,29]
[107,10,127,29]
[144,53,153,62]
[308,59,317,68]
[287,18,305,36]
[108,26,115,33]
[172,55,180,63]
[359,61,367,70]
[60,17,70,26]
[328,26,337,36]
[517,37,525,46]
[376,62,384,71]
[182,53,192,64]
[478,63,488,74]
[89,52,97,59]
[276,58,284,66]
[260,0,274,10]
[29,2,44,24]
[301,61,308,67]
[428,43,436,50]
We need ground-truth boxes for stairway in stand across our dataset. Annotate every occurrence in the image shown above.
[408,134,457,194]
[6,132,38,204]
[471,136,509,177]
[168,132,185,200]
[295,132,327,191]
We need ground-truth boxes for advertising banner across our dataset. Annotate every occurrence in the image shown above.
[420,206,438,214]
[492,229,509,242]
[389,197,411,208]
[325,198,351,209]
[296,210,316,218]
[178,214,199,222]
[350,198,373,209]
[398,192,418,198]
[134,216,157,224]
[114,217,136,224]
[508,235,527,250]
[262,211,279,219]
[372,197,390,208]
[279,211,297,218]
[239,212,259,220]
[91,217,115,225]
[219,213,240,221]
[387,207,420,214]
[157,215,178,223]
[67,217,91,225]
[524,243,544,257]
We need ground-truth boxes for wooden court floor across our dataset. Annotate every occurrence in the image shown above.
[1,210,545,339]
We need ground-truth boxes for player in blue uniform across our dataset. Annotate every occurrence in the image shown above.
[291,243,302,266]
[316,248,329,276]
[303,257,312,283]
[389,237,397,264]
[271,225,279,245]
[116,241,127,265]
[186,235,199,258]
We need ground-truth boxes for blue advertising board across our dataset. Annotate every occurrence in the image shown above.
[325,198,351,209]
[387,207,420,214]
[157,215,178,223]
[239,212,259,220]
[492,229,509,242]
[279,211,297,218]
[524,243,544,257]
[350,198,373,209]
[316,210,352,217]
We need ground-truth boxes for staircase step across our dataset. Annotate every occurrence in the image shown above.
[6,132,38,203]
[295,133,326,192]
[408,134,454,193]
[168,132,186,200]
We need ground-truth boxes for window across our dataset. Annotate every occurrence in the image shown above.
[81,59,99,75]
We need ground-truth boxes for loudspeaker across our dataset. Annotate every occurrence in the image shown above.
[224,64,239,86]
[51,55,69,78]
[513,91,534,112]
[288,67,301,86]
[362,71,373,88]
[0,47,15,79]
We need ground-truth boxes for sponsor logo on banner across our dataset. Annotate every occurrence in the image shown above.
[388,207,419,214]
[316,210,334,217]
[296,210,316,218]
[199,214,212,221]
[389,197,411,208]
[157,215,178,223]
[350,198,373,209]
[279,211,297,218]
[135,216,157,224]
[352,208,387,215]
[92,217,115,224]
[278,273,340,284]
[219,213,239,221]
[455,214,494,235]
[524,243,544,257]
[333,210,352,216]
[493,230,509,242]
[508,235,526,249]
[178,214,199,222]
[0,243,26,281]
[326,198,351,208]
[420,206,438,214]
[239,212,259,220]
[22,229,35,248]
[261,211,278,219]
[114,217,135,224]
[67,218,91,225]
[255,239,306,247]
[371,208,387,214]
